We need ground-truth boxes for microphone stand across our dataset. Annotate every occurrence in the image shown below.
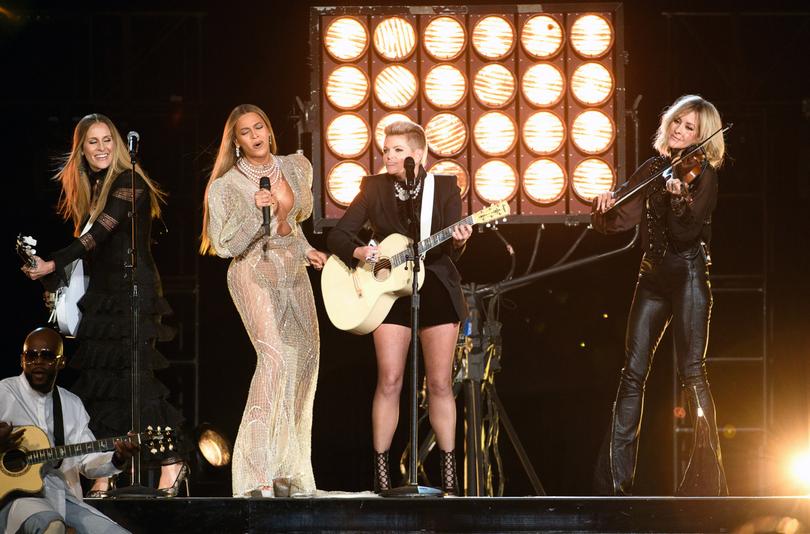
[382,164,441,498]
[111,137,157,497]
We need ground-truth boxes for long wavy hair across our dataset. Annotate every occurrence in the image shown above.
[55,113,165,235]
[653,94,725,168]
[199,104,278,255]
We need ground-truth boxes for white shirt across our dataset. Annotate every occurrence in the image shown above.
[0,373,121,533]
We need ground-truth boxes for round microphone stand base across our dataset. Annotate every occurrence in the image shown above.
[380,484,443,498]
[107,484,159,498]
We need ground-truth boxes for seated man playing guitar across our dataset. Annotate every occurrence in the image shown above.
[0,327,137,534]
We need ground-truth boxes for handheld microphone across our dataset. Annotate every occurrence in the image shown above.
[127,131,140,156]
[404,156,415,189]
[259,176,272,235]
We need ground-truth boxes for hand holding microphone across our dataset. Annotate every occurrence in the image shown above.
[258,176,274,236]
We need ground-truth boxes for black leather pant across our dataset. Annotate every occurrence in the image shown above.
[594,246,728,495]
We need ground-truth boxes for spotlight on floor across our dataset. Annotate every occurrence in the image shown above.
[196,423,232,467]
[789,451,810,490]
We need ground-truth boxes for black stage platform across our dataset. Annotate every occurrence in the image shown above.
[90,496,810,533]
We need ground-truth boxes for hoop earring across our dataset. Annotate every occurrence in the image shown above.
[235,145,241,158]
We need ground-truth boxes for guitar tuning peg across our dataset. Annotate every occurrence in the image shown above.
[165,426,173,432]
[168,444,175,451]
[150,446,158,454]
[160,445,166,452]
[147,425,154,431]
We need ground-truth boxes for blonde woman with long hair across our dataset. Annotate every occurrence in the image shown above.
[22,113,186,497]
[592,95,728,496]
[201,104,327,498]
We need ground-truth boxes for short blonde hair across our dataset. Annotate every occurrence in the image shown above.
[653,94,725,168]
[384,120,427,165]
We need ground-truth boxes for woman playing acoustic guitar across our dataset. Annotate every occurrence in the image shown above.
[327,120,472,495]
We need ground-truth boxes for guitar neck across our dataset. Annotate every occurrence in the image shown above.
[25,433,140,465]
[390,214,475,268]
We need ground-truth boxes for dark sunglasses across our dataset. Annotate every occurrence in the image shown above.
[23,348,62,364]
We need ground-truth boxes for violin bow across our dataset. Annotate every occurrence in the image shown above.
[605,122,733,212]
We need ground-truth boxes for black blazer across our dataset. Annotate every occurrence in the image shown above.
[327,170,468,322]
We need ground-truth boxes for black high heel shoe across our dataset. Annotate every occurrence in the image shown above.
[373,450,391,493]
[85,475,116,498]
[439,450,459,496]
[156,462,190,497]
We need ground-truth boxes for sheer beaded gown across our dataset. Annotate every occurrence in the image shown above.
[205,153,320,497]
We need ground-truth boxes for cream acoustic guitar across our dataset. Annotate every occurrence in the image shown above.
[0,425,172,500]
[322,201,509,335]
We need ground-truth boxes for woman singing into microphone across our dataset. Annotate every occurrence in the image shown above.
[592,95,728,496]
[327,121,472,495]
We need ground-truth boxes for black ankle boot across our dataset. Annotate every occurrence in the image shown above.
[439,450,459,496]
[373,450,391,493]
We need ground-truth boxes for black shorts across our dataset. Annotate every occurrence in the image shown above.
[383,269,460,327]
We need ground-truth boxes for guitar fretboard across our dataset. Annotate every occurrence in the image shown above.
[25,434,138,464]
[389,214,475,268]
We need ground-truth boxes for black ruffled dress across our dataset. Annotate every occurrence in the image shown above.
[47,168,183,459]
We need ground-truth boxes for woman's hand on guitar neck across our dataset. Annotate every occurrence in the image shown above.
[22,255,55,280]
[452,224,472,248]
[593,191,616,214]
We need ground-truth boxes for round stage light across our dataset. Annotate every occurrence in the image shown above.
[425,112,468,157]
[429,159,469,197]
[570,14,614,58]
[571,62,614,106]
[523,111,565,155]
[374,65,418,109]
[424,64,467,109]
[324,17,369,62]
[571,109,615,154]
[474,111,517,157]
[326,113,370,158]
[473,63,516,108]
[424,16,467,61]
[475,159,518,203]
[521,63,565,107]
[571,157,615,201]
[373,16,416,61]
[374,112,413,151]
[196,424,232,467]
[325,65,370,110]
[472,15,515,60]
[523,158,567,204]
[521,14,564,59]
[327,160,368,206]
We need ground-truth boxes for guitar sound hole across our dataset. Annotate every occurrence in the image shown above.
[2,449,28,473]
[373,259,392,282]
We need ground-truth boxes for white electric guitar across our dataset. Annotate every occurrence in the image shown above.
[321,202,510,335]
[16,234,87,337]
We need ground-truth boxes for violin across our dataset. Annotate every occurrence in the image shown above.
[664,144,708,192]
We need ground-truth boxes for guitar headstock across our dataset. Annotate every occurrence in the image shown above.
[16,234,37,267]
[472,201,510,226]
[143,425,175,455]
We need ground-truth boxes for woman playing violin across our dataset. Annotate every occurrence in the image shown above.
[592,95,728,496]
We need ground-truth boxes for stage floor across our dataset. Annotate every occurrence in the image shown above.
[90,495,810,533]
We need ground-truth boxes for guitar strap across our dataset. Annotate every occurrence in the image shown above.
[52,387,65,468]
[419,173,435,259]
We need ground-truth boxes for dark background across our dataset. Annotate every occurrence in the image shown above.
[2,0,808,497]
